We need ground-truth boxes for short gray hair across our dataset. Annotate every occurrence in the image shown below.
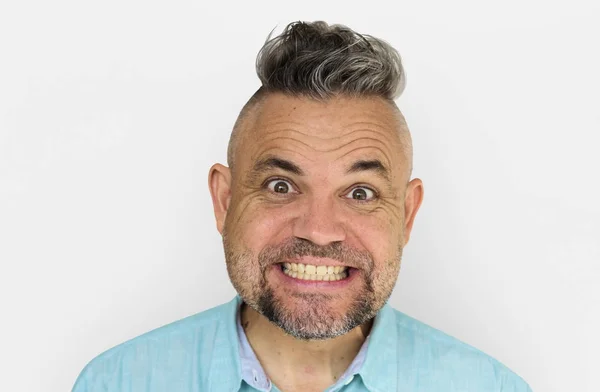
[255,21,406,100]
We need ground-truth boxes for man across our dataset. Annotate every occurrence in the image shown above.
[73,21,531,392]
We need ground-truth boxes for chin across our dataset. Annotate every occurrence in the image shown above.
[258,287,374,340]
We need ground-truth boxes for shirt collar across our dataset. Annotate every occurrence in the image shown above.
[208,295,244,392]
[231,296,398,392]
[236,299,272,391]
[358,301,398,392]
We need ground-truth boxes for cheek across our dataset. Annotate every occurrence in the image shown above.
[348,214,402,266]
[236,204,292,252]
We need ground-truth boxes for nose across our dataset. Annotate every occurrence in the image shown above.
[292,196,346,246]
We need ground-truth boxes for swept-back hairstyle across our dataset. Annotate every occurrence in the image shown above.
[228,21,407,168]
[255,21,406,100]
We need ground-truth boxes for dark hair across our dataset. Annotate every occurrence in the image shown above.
[255,21,406,100]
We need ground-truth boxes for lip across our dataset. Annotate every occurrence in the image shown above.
[270,263,359,290]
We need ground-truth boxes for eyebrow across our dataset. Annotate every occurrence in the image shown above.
[346,159,391,182]
[252,157,305,176]
[251,156,391,183]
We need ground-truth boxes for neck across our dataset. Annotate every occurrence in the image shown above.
[240,302,373,391]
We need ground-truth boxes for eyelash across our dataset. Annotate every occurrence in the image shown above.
[263,178,378,203]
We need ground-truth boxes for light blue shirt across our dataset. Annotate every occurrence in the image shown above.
[72,296,531,391]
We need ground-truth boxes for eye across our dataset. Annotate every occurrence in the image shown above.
[266,179,296,194]
[344,186,376,201]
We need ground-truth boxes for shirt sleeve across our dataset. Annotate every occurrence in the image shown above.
[501,372,532,392]
[71,361,106,392]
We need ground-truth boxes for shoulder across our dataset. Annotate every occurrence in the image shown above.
[71,298,239,392]
[387,307,531,391]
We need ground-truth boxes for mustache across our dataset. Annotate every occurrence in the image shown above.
[258,237,374,270]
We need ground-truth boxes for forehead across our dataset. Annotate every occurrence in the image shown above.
[237,93,408,178]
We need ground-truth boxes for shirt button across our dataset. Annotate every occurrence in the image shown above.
[344,375,354,385]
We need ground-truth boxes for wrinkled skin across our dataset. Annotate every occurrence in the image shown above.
[209,93,424,340]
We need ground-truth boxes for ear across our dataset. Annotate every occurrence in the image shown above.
[208,163,232,235]
[402,178,424,246]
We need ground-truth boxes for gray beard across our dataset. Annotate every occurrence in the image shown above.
[254,278,377,341]
[224,236,400,340]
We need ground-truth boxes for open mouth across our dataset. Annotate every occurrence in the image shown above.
[279,262,351,281]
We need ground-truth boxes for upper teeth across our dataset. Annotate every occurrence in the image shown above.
[284,262,347,275]
[282,262,348,281]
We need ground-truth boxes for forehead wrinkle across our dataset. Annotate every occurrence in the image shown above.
[255,124,313,137]
[250,136,322,160]
[341,124,409,154]
[334,128,396,145]
[253,105,398,132]
[253,145,315,166]
[244,107,407,173]
[251,126,338,153]
[249,131,397,176]
[251,130,351,157]
[343,121,398,133]
[335,138,395,165]
[256,112,397,139]
[256,127,396,155]
[256,126,344,146]
[252,118,331,139]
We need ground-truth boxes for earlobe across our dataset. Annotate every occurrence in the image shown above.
[402,178,424,246]
[208,164,232,234]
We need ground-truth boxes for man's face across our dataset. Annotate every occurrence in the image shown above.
[210,93,423,340]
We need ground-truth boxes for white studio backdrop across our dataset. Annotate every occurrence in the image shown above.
[1,1,599,391]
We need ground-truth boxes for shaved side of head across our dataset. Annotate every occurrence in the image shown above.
[226,88,266,175]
